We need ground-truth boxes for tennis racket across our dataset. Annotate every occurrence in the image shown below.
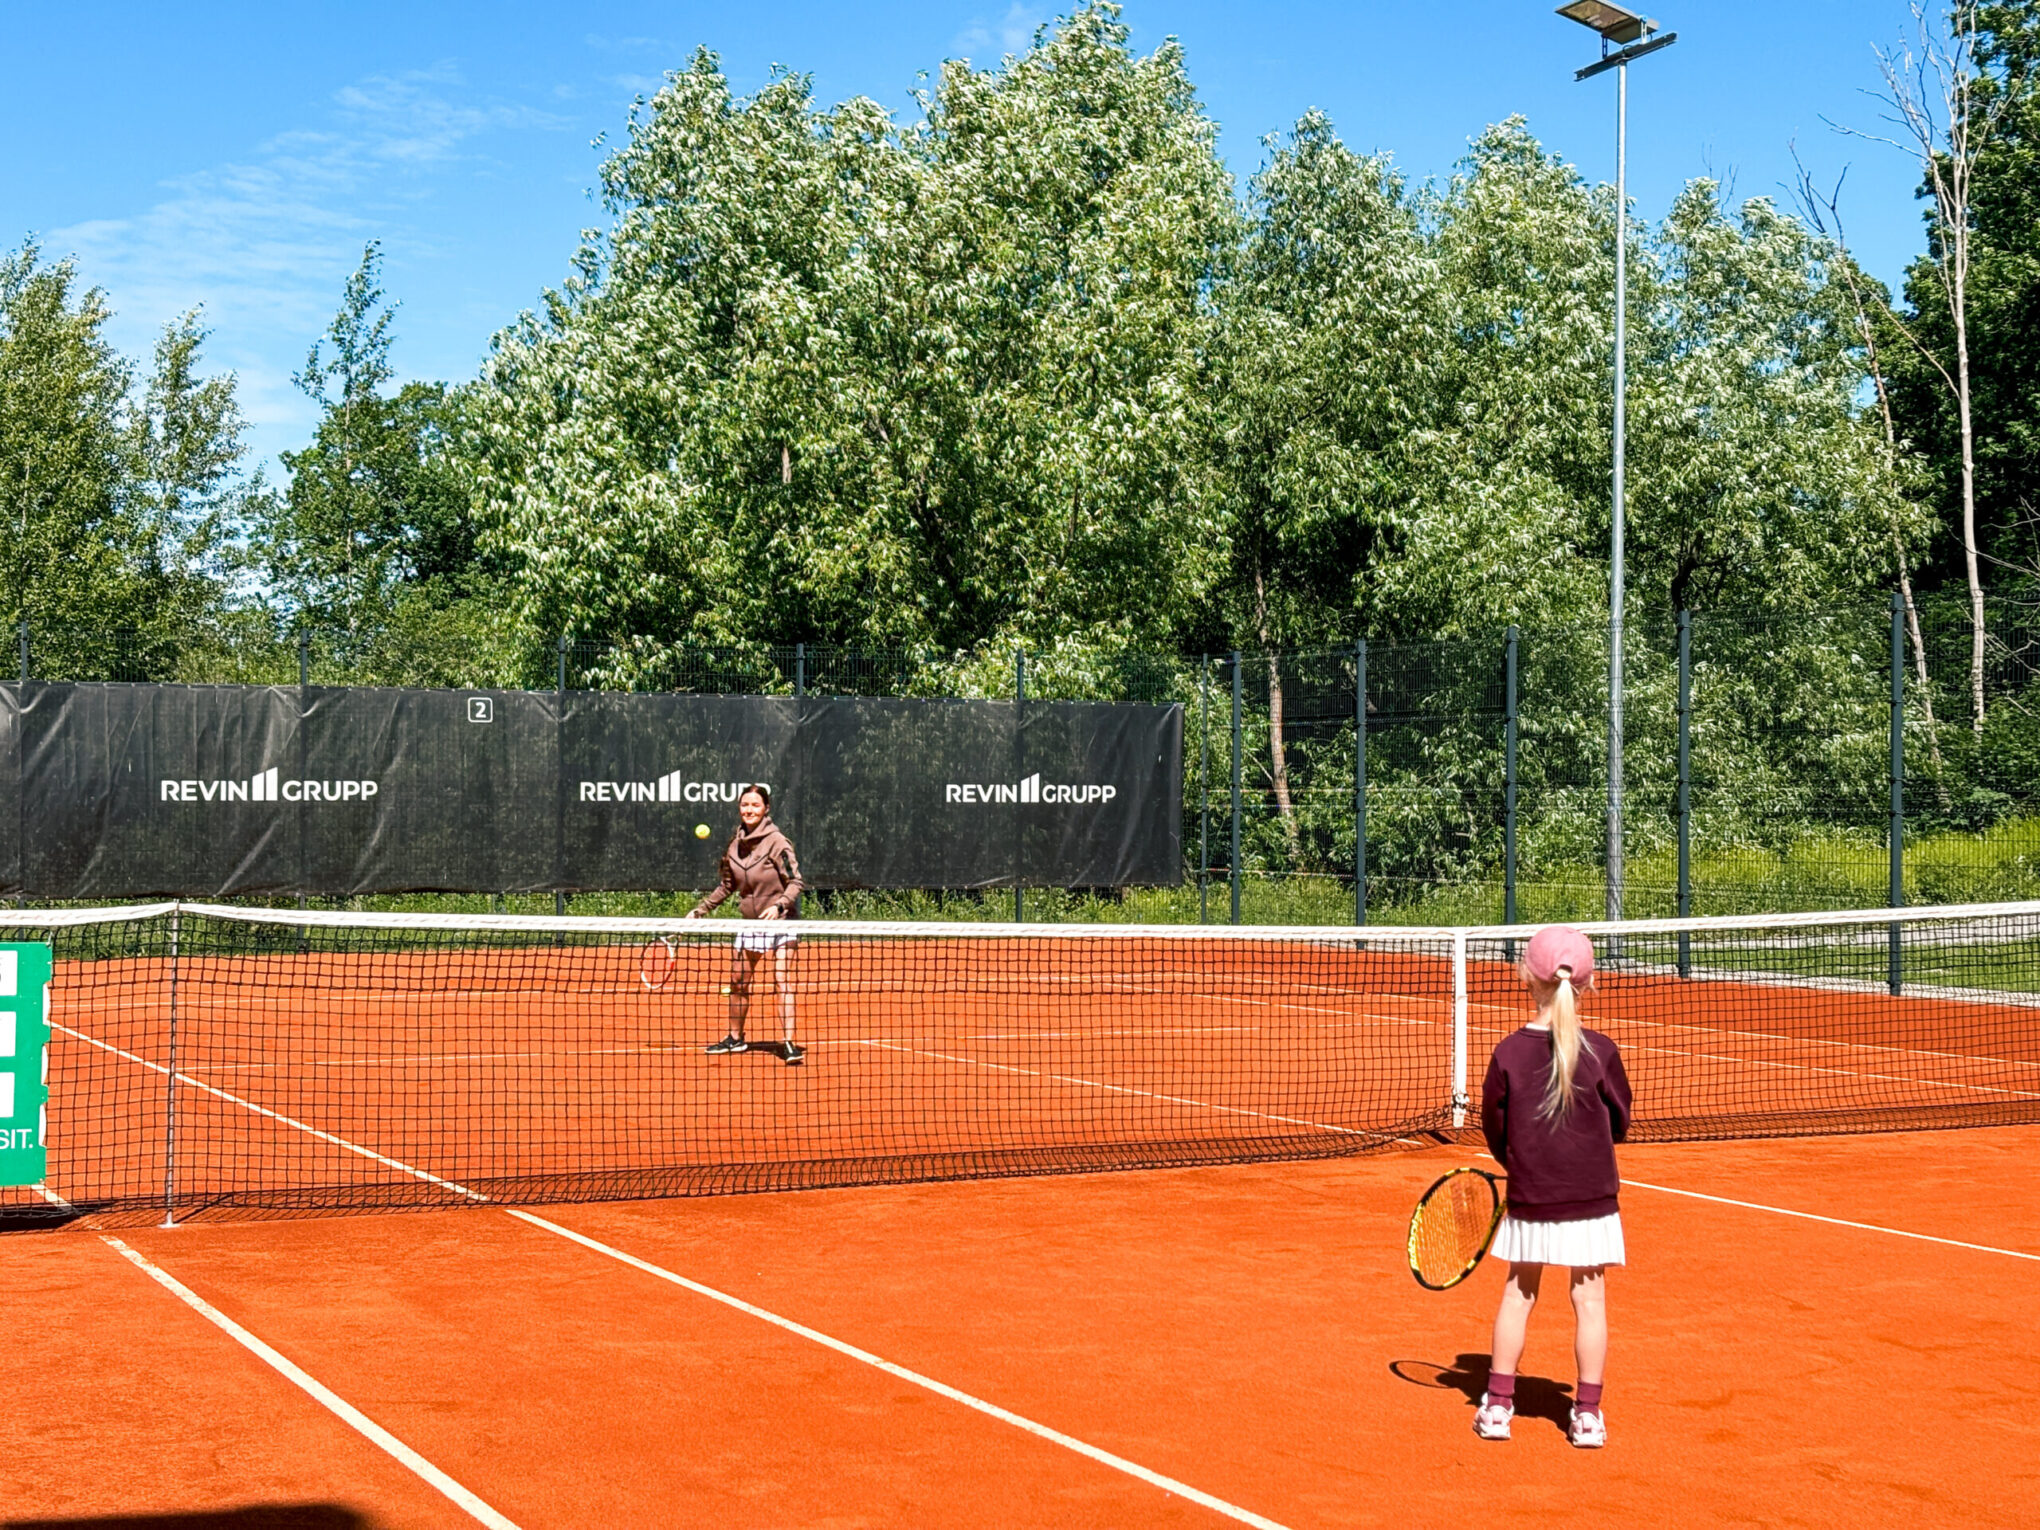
[637,936,677,992]
[1407,1168,1505,1291]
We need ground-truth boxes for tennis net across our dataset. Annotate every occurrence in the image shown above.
[1,901,2035,1226]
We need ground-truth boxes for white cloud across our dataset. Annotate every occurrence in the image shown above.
[47,63,567,464]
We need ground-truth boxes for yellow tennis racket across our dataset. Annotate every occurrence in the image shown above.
[1407,1168,1505,1290]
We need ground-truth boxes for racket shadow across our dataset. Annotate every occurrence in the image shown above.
[1388,1356,1575,1431]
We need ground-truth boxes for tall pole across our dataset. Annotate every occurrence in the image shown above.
[1889,592,1905,996]
[1566,14,1678,914]
[1607,58,1627,925]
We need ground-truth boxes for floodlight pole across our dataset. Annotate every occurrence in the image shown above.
[1611,58,1628,925]
[1572,23,1676,923]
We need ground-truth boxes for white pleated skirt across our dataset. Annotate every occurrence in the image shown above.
[1489,1211,1626,1268]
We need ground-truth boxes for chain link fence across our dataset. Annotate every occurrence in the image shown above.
[14,589,2040,922]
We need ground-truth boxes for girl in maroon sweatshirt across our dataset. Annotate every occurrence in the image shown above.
[1474,924,1632,1450]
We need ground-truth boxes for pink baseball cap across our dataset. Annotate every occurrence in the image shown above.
[1523,925,1595,985]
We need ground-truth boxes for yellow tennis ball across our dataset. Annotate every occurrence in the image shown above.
[694,823,711,839]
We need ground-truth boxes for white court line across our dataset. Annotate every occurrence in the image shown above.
[52,1025,1303,1529]
[100,1235,522,1528]
[504,1208,1294,1530]
[1620,1179,2040,1262]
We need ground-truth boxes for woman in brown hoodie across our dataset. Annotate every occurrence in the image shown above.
[686,784,806,1064]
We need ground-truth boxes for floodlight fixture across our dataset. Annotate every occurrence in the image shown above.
[1556,1,1654,45]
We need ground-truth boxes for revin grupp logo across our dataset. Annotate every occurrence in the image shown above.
[946,773,1116,804]
[159,767,377,802]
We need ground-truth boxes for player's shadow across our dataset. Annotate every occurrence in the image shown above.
[1390,1354,1575,1432]
[5,1509,374,1529]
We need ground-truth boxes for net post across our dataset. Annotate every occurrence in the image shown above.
[161,906,181,1228]
[1502,626,1516,937]
[1198,655,1210,925]
[1355,637,1367,927]
[1451,930,1469,1129]
[1014,647,1025,925]
[1677,609,1691,978]
[794,641,805,699]
[1229,651,1242,926]
[1889,591,1904,996]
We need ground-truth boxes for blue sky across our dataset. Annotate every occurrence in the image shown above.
[6,1,1934,477]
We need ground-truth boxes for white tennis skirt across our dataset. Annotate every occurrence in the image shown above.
[733,927,799,955]
[1489,1211,1626,1268]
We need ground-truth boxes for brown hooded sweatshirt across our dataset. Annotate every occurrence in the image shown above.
[692,816,804,920]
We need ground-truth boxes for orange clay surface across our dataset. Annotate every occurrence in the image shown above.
[5,1126,2038,1528]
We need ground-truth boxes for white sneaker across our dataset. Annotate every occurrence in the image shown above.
[1473,1394,1514,1441]
[1568,1407,1606,1448]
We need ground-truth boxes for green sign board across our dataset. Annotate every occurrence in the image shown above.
[0,944,52,1188]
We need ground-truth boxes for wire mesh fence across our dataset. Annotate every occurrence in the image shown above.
[11,588,2040,923]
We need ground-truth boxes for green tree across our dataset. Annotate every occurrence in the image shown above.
[1207,110,1440,847]
[255,244,488,672]
[469,4,1231,679]
[0,243,244,669]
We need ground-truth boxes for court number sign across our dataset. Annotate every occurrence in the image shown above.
[0,944,52,1187]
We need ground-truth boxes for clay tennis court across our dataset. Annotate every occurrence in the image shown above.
[3,909,2038,1524]
[5,1129,2037,1526]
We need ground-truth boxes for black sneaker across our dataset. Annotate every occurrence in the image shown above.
[783,1043,806,1066]
[704,1035,747,1054]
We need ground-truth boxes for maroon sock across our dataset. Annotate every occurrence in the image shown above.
[1575,1381,1603,1413]
[1486,1372,1516,1405]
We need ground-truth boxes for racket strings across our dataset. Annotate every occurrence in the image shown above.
[1409,1172,1500,1289]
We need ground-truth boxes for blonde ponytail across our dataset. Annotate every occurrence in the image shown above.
[1539,966,1584,1120]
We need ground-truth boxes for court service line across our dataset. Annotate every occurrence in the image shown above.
[503,1208,1295,1530]
[1619,1179,2040,1261]
[99,1235,523,1528]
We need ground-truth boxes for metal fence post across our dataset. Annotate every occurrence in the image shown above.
[1230,651,1242,926]
[1014,646,1025,924]
[795,642,805,699]
[297,631,310,909]
[1503,626,1518,930]
[1677,610,1691,978]
[1889,592,1904,996]
[1199,656,1210,925]
[556,635,568,924]
[1355,637,1367,927]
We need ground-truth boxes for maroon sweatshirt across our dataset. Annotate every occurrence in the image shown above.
[1480,1026,1633,1223]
